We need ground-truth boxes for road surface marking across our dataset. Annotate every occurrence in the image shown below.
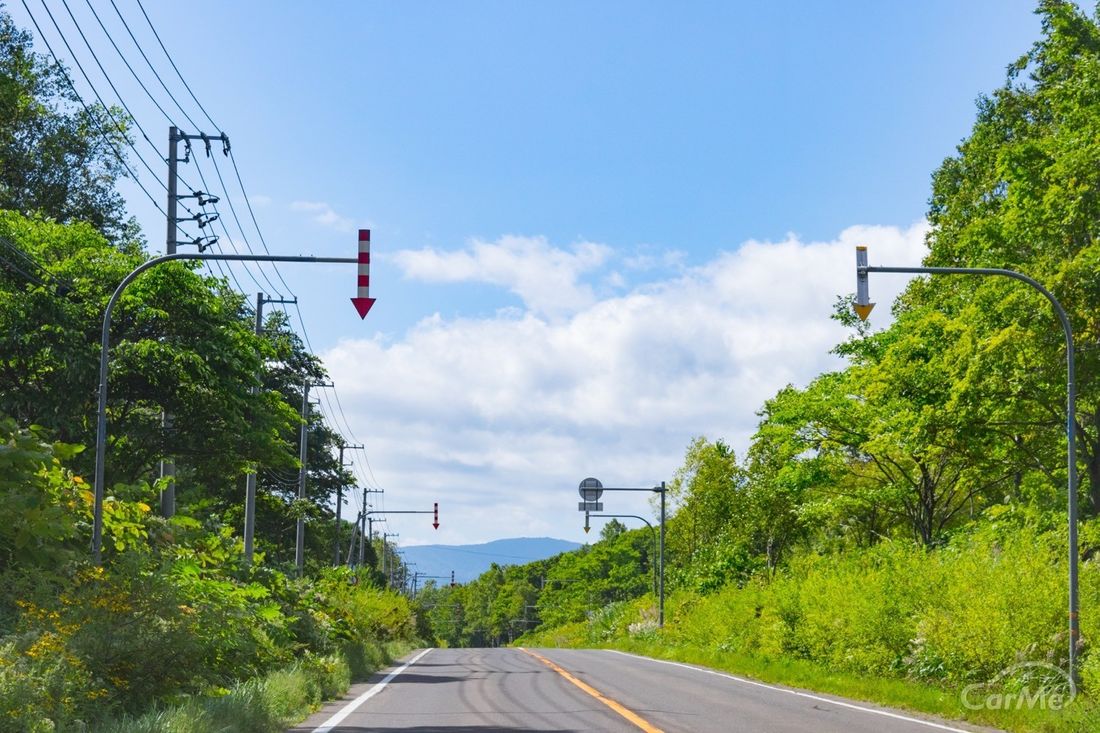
[605,650,972,733]
[519,647,665,733]
[310,647,433,733]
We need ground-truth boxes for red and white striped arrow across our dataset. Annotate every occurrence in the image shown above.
[351,229,376,319]
[433,502,439,530]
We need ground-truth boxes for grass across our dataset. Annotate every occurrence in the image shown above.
[98,639,417,733]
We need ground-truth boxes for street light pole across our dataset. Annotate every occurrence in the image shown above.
[575,478,667,627]
[855,246,1079,681]
[91,253,356,564]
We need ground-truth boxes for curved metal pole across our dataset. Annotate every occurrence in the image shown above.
[863,263,1078,680]
[586,513,658,597]
[92,253,355,563]
[579,479,667,627]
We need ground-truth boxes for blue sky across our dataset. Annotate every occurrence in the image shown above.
[11,1,1043,547]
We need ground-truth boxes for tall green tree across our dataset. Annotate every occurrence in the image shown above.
[0,8,132,242]
[909,0,1100,514]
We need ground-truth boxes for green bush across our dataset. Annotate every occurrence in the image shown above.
[0,449,418,732]
[560,517,1100,701]
[98,649,364,733]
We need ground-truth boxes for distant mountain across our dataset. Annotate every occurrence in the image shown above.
[398,537,582,585]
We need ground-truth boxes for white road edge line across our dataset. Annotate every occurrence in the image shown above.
[603,650,973,733]
[311,648,433,733]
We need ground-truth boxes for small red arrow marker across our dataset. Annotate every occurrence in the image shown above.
[352,229,375,319]
[351,297,376,319]
[433,502,439,529]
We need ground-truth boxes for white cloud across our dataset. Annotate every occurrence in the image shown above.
[324,223,928,546]
[391,235,612,318]
[291,200,354,233]
[622,247,687,272]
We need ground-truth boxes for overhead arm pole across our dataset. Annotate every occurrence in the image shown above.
[857,253,1078,681]
[575,479,666,626]
[364,508,438,521]
[91,253,355,563]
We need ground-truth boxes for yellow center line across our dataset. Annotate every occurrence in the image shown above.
[519,647,665,733]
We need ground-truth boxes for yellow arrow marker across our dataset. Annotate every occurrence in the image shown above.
[583,526,590,534]
[854,302,875,321]
[519,648,665,733]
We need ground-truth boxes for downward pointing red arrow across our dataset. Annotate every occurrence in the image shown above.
[352,230,375,319]
[351,297,375,319]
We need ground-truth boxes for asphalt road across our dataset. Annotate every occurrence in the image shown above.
[290,647,997,733]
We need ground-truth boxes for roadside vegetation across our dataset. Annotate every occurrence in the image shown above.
[0,9,418,732]
[419,3,1100,731]
[8,1,1100,731]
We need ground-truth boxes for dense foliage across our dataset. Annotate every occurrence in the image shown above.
[0,9,131,241]
[8,0,1100,730]
[0,418,416,731]
[0,7,405,729]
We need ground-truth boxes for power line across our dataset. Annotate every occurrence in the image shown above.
[19,0,164,215]
[47,0,381,509]
[33,0,200,224]
[91,0,284,296]
[190,153,263,294]
[80,0,173,125]
[107,0,201,130]
[208,154,285,296]
[0,235,58,291]
[226,150,295,295]
[132,0,219,130]
[50,0,199,195]
[101,0,287,297]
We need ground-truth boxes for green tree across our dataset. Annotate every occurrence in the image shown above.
[0,213,300,485]
[907,0,1100,514]
[599,518,627,542]
[0,8,132,241]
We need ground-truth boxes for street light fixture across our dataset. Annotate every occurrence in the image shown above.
[855,245,1080,681]
[575,477,667,627]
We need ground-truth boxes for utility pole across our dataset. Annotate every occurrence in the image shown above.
[382,532,398,588]
[160,127,228,518]
[345,510,362,566]
[295,378,332,575]
[358,484,385,563]
[166,126,178,255]
[358,486,383,566]
[243,292,296,566]
[334,443,363,565]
